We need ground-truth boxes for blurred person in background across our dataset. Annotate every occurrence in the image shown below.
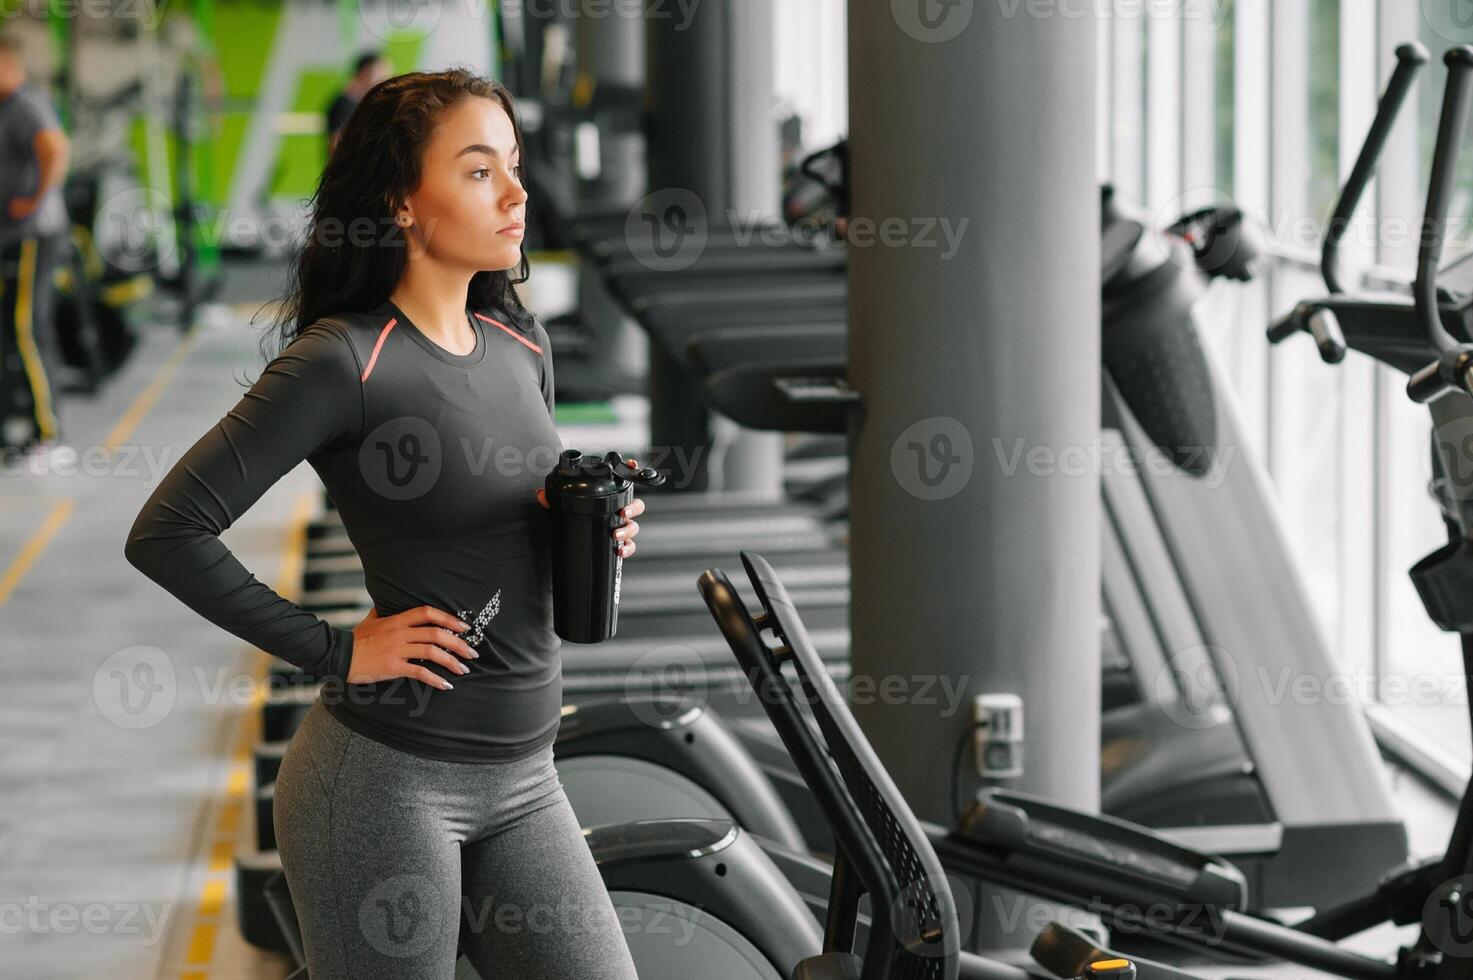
[0,31,73,464]
[326,50,391,157]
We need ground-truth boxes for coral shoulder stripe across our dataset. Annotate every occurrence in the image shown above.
[474,312,543,355]
[360,317,398,383]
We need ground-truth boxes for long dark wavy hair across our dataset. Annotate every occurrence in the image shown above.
[257,68,531,370]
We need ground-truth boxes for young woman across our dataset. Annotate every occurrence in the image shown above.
[125,68,645,978]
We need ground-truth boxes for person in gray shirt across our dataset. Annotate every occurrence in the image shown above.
[0,32,71,457]
[127,67,650,977]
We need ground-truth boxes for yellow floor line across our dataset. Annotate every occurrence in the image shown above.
[103,327,202,452]
[185,923,217,965]
[1,318,210,604]
[173,490,317,978]
[0,498,74,606]
[198,880,227,918]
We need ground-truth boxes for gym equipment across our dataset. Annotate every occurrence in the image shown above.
[670,185,1409,908]
[1030,922,1213,980]
[51,80,156,390]
[1264,40,1473,979]
[158,56,222,328]
[714,554,1409,979]
[250,549,1136,979]
[502,0,650,401]
[698,552,971,979]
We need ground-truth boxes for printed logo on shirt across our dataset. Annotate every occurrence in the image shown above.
[456,589,502,647]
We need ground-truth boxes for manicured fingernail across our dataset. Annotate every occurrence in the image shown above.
[457,621,471,631]
[443,681,454,690]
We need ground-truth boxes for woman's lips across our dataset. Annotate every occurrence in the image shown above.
[498,224,525,238]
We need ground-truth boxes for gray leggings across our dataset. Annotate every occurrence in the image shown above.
[273,698,639,979]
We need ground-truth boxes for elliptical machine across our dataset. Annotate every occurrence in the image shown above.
[1269,40,1473,979]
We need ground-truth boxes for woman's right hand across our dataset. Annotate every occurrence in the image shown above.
[348,606,480,690]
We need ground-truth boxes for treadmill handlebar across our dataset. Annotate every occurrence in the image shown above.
[1266,302,1347,364]
[1322,42,1428,295]
[1415,46,1473,354]
[1410,46,1473,401]
[1408,347,1473,403]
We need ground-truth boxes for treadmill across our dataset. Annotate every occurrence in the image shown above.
[684,189,1409,912]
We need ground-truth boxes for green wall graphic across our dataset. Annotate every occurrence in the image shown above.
[269,31,427,199]
[106,0,490,247]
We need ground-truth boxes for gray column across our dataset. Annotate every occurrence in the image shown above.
[574,0,644,203]
[846,1,1101,822]
[644,0,782,494]
[573,1,647,388]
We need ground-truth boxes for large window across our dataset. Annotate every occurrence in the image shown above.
[779,0,1471,773]
[1101,1,1471,770]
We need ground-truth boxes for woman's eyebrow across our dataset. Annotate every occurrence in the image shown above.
[455,144,518,159]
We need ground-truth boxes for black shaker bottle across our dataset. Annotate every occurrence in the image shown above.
[544,450,667,642]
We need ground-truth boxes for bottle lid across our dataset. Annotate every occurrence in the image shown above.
[545,450,668,501]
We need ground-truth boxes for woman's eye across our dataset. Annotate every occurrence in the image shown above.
[473,168,490,180]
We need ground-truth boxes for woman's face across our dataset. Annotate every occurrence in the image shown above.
[401,96,526,272]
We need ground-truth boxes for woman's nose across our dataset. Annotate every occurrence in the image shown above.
[504,176,528,209]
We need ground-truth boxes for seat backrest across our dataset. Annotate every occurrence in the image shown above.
[699,551,960,980]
